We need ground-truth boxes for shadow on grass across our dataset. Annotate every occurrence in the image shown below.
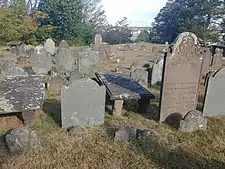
[134,137,225,169]
[42,99,61,127]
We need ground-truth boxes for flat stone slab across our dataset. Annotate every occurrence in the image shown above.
[95,72,155,100]
[0,75,45,114]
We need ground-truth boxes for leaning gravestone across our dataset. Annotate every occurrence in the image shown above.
[44,38,56,55]
[203,67,225,117]
[94,34,102,50]
[59,40,69,49]
[61,78,106,129]
[151,58,164,86]
[55,48,76,74]
[130,67,148,85]
[31,46,52,74]
[160,32,202,123]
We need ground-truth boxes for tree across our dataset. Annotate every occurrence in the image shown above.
[149,0,225,44]
[135,30,149,42]
[102,17,132,44]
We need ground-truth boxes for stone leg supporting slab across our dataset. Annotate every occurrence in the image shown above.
[113,100,124,115]
[21,110,36,127]
[138,99,150,114]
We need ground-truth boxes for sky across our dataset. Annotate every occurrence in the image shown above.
[101,0,167,27]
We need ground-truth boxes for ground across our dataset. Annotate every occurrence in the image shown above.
[1,45,225,168]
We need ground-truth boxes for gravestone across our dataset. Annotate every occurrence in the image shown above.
[55,48,76,73]
[160,32,202,123]
[130,67,148,85]
[69,70,81,83]
[11,46,19,61]
[47,74,67,93]
[211,48,223,71]
[94,34,102,50]
[151,58,164,86]
[203,67,225,117]
[19,44,26,55]
[201,49,212,76]
[78,56,93,74]
[59,40,69,49]
[61,78,106,128]
[88,51,100,65]
[44,38,56,55]
[24,45,34,53]
[31,46,52,74]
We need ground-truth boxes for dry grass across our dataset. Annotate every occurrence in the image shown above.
[1,91,225,169]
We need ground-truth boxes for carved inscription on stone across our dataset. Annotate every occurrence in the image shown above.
[160,32,202,122]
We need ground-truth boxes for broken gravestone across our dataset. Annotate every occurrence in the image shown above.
[59,40,69,49]
[55,48,76,74]
[179,110,207,132]
[160,32,202,123]
[61,78,106,129]
[5,127,41,153]
[44,38,56,55]
[31,46,52,74]
[130,67,148,85]
[203,67,225,117]
[151,58,164,86]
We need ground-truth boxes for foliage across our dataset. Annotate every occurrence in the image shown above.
[149,0,225,44]
[135,30,149,42]
[102,17,132,44]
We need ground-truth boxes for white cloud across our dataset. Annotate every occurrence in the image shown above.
[101,0,167,27]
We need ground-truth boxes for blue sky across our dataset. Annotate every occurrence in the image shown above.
[101,0,167,27]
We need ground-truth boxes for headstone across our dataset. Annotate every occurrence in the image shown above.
[88,51,100,65]
[11,46,19,61]
[19,44,26,55]
[179,110,207,132]
[69,70,81,83]
[24,45,34,53]
[203,67,225,117]
[130,67,148,85]
[44,38,56,55]
[55,48,76,73]
[211,48,223,71]
[5,127,41,153]
[151,58,164,86]
[78,56,93,74]
[160,32,202,123]
[59,40,69,49]
[201,49,212,76]
[47,74,67,93]
[31,46,52,74]
[61,78,106,128]
[94,34,102,50]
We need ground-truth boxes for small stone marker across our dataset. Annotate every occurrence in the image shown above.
[31,46,52,74]
[130,67,148,85]
[55,48,76,73]
[179,110,207,132]
[61,78,106,129]
[94,34,102,50]
[59,40,69,49]
[203,67,225,117]
[44,38,56,55]
[160,32,202,123]
[151,58,164,86]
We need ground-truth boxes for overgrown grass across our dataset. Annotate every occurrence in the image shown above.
[1,92,225,169]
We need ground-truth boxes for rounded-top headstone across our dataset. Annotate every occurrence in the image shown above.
[44,38,56,55]
[59,40,69,49]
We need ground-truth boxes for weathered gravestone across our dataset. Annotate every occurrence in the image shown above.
[160,32,202,123]
[44,38,56,55]
[211,48,223,71]
[151,58,164,86]
[47,74,67,93]
[61,78,106,128]
[94,34,102,50]
[78,56,93,74]
[55,48,76,74]
[130,67,148,85]
[88,51,100,65]
[11,46,19,61]
[203,67,225,117]
[31,46,52,74]
[201,48,212,76]
[59,40,69,49]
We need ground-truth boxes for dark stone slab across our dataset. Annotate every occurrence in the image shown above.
[95,72,155,100]
[0,75,45,114]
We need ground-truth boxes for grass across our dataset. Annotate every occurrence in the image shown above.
[1,91,225,169]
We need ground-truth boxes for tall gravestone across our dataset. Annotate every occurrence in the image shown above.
[94,34,102,50]
[61,78,106,128]
[211,48,223,71]
[201,49,212,76]
[203,67,225,117]
[31,46,52,74]
[160,32,202,123]
[151,58,164,86]
[44,38,56,55]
